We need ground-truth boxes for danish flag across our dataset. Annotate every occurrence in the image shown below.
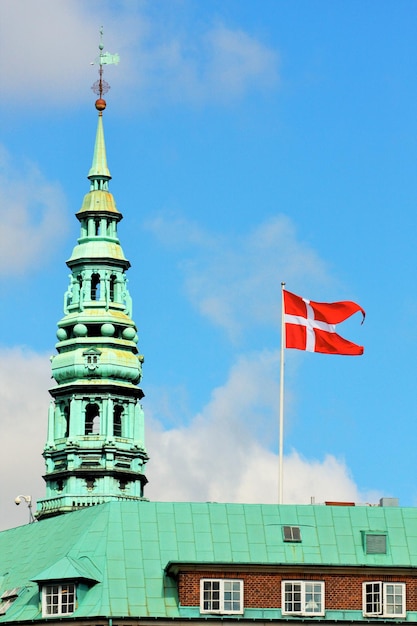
[283,290,365,355]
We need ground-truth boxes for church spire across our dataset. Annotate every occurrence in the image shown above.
[36,33,148,520]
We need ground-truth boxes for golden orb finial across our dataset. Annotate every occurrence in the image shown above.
[95,98,107,111]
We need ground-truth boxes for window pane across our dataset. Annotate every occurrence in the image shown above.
[305,583,322,613]
[365,582,381,614]
[385,584,403,615]
[284,581,323,615]
[203,580,219,611]
[61,584,75,613]
[201,579,242,614]
[223,580,241,612]
[43,583,76,617]
[284,582,302,612]
[283,525,302,542]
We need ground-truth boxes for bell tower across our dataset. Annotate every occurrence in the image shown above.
[36,36,148,519]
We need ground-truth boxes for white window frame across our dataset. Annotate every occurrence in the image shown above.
[282,580,325,616]
[362,581,406,618]
[200,579,243,615]
[42,583,76,617]
[282,525,302,542]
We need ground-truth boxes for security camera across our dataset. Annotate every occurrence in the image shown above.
[15,495,31,506]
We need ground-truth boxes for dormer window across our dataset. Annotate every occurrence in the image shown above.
[87,354,98,368]
[84,348,101,372]
[32,556,99,617]
[42,583,76,616]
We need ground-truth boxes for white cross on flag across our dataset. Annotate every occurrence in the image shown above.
[283,290,365,355]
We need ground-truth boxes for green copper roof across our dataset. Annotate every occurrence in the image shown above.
[88,114,111,181]
[32,556,101,584]
[1,501,417,621]
[66,239,129,263]
[77,189,121,215]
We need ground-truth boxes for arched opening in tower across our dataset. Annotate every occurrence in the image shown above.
[113,405,123,437]
[110,274,117,302]
[91,273,101,301]
[64,405,70,438]
[85,403,100,435]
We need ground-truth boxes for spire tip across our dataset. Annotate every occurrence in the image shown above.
[91,27,120,111]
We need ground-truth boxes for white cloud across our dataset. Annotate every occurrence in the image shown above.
[204,25,278,98]
[145,348,377,505]
[0,345,377,531]
[0,1,100,105]
[0,348,50,530]
[0,145,69,275]
[138,23,278,105]
[146,214,334,339]
[0,2,278,109]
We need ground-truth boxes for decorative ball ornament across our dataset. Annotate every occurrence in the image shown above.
[73,323,88,337]
[95,98,106,111]
[56,328,68,341]
[122,327,136,340]
[101,323,115,337]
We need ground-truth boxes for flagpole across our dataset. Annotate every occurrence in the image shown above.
[279,281,285,504]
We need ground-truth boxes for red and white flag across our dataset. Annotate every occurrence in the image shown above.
[283,290,365,355]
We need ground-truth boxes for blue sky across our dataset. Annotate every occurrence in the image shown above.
[1,0,417,530]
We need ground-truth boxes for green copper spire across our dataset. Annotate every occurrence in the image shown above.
[36,38,148,520]
[88,114,111,184]
[87,26,118,189]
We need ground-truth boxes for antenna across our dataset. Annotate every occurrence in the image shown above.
[91,26,120,112]
[14,495,35,524]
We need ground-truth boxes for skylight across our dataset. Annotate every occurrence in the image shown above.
[282,525,302,542]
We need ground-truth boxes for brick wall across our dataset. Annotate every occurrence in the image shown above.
[178,570,417,610]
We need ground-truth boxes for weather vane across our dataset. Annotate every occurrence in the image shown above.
[91,26,120,112]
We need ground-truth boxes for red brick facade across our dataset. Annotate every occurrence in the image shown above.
[178,569,417,610]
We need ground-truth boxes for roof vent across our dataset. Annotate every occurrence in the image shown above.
[362,532,387,554]
[379,497,399,507]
